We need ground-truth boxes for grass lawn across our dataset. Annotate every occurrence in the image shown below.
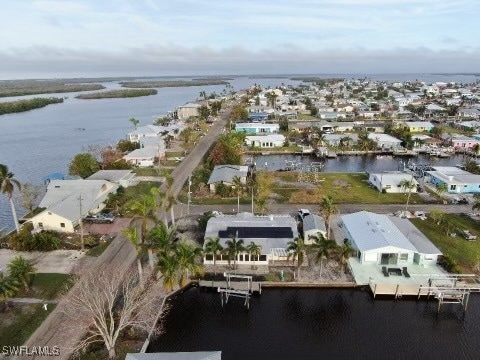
[0,303,56,347]
[411,214,480,273]
[132,168,161,176]
[261,172,427,204]
[165,151,185,158]
[295,114,317,121]
[16,273,74,300]
[178,191,251,206]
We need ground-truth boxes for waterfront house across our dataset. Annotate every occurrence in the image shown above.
[235,123,279,134]
[127,124,185,143]
[368,133,402,150]
[411,134,441,148]
[323,134,359,147]
[342,211,441,266]
[425,166,480,194]
[448,135,480,150]
[177,103,200,120]
[87,170,138,188]
[245,134,285,148]
[397,121,434,133]
[247,112,270,122]
[368,172,418,193]
[30,180,118,233]
[203,213,298,266]
[207,165,249,193]
[425,104,448,118]
[303,214,327,243]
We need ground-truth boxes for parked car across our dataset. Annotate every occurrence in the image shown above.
[83,213,115,224]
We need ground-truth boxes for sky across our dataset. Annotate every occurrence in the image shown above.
[0,0,479,79]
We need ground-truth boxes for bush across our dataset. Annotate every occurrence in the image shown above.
[215,182,232,197]
[438,254,461,273]
[9,230,61,251]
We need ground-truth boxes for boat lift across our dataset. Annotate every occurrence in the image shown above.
[218,273,255,309]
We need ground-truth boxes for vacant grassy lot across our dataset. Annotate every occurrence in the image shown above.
[261,172,426,204]
[0,303,56,347]
[16,273,74,300]
[411,214,480,273]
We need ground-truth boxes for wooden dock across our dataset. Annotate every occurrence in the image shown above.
[198,280,262,294]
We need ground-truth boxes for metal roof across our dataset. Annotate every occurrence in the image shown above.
[87,170,134,183]
[204,213,298,254]
[207,165,248,185]
[368,133,402,143]
[342,211,417,252]
[303,214,326,233]
[389,217,442,255]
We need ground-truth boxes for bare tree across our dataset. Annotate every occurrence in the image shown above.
[61,267,165,359]
[20,182,44,212]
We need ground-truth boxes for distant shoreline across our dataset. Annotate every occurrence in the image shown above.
[0,82,105,98]
[75,89,157,99]
[0,97,64,115]
[120,79,229,88]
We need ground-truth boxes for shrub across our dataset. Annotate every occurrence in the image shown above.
[438,254,461,273]
[9,230,61,251]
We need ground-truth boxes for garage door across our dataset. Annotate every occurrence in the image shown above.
[364,252,378,262]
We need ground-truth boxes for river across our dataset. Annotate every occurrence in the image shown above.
[148,287,480,360]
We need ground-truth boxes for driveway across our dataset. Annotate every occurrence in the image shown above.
[0,249,94,274]
[82,217,131,236]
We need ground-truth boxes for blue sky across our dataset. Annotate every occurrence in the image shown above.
[1,0,479,78]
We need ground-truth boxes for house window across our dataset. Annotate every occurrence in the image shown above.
[205,254,213,261]
[400,253,408,261]
[60,223,65,228]
[38,222,43,228]
[259,255,267,262]
[450,185,456,191]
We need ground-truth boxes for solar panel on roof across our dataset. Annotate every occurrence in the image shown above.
[218,227,293,239]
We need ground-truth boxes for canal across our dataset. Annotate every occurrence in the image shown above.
[149,287,480,360]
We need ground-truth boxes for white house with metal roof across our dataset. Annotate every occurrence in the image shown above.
[207,165,249,193]
[30,180,118,233]
[203,213,298,265]
[341,211,441,266]
[303,214,327,243]
[87,170,138,188]
[368,172,418,193]
[368,133,402,149]
[244,134,285,148]
[177,103,201,120]
[235,123,279,134]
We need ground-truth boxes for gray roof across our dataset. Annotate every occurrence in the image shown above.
[37,180,118,222]
[204,213,298,254]
[389,217,442,255]
[303,214,326,233]
[342,211,417,252]
[87,170,135,183]
[207,165,248,185]
[125,352,221,360]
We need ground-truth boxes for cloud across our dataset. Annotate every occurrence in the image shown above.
[32,0,90,14]
[1,44,479,79]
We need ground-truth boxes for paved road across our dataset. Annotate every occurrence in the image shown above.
[18,101,236,360]
[181,203,474,217]
[163,103,233,196]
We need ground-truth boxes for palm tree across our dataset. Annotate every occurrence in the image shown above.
[232,176,245,213]
[246,242,262,270]
[400,178,416,215]
[161,171,177,226]
[176,242,204,287]
[309,233,338,278]
[157,254,180,292]
[121,226,144,288]
[320,195,339,240]
[127,193,157,241]
[7,256,36,291]
[204,237,223,275]
[225,234,245,272]
[147,222,176,259]
[435,183,448,198]
[0,272,19,308]
[473,144,480,158]
[129,117,140,129]
[255,197,268,215]
[286,237,305,281]
[429,209,446,225]
[337,241,354,274]
[0,164,21,233]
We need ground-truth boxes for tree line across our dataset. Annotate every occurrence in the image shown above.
[75,89,157,99]
[0,97,63,115]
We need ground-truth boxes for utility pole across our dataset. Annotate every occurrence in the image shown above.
[187,176,191,215]
[78,194,84,251]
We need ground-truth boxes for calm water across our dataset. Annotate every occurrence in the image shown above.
[0,77,301,231]
[149,287,480,360]
[252,154,468,172]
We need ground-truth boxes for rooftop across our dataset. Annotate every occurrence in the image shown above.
[207,165,248,185]
[303,214,326,233]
